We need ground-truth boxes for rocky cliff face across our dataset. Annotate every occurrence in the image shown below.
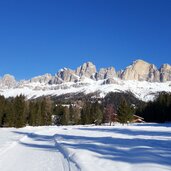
[57,68,79,82]
[121,60,161,82]
[0,60,171,89]
[96,67,117,80]
[160,64,171,82]
[75,62,97,78]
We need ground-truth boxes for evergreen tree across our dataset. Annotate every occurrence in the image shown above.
[14,95,26,128]
[69,104,75,124]
[28,101,34,126]
[41,97,52,125]
[139,93,171,123]
[0,96,6,127]
[85,102,92,124]
[28,101,41,126]
[60,107,69,125]
[117,98,134,125]
[91,102,103,125]
[3,100,15,127]
[73,106,80,124]
[80,108,86,125]
[35,101,42,125]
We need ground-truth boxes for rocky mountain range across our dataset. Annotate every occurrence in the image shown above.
[1,59,171,86]
[0,59,171,101]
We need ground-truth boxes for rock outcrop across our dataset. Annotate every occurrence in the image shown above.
[96,67,117,80]
[49,76,63,84]
[57,68,79,82]
[1,60,171,90]
[121,60,160,82]
[75,62,96,78]
[160,64,171,82]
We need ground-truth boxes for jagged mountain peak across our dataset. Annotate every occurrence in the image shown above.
[122,59,160,81]
[1,59,170,84]
[75,61,97,78]
[127,59,153,68]
[133,59,149,64]
[0,59,171,101]
[82,61,95,66]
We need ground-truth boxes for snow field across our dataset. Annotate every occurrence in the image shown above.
[0,124,171,171]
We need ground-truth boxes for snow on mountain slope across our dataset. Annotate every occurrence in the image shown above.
[0,77,171,101]
[0,60,171,101]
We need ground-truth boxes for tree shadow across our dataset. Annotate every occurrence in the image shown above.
[55,132,171,167]
[12,131,57,152]
[12,128,171,168]
[135,123,171,127]
[76,127,171,137]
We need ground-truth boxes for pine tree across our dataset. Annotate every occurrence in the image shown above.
[0,96,6,127]
[73,107,80,124]
[35,101,42,125]
[85,102,93,124]
[80,108,86,125]
[117,98,134,125]
[69,104,75,124]
[28,101,35,126]
[14,95,26,128]
[41,97,52,125]
[3,100,15,127]
[60,107,69,125]
[91,102,103,125]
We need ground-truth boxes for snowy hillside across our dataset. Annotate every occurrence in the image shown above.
[0,78,171,101]
[0,124,171,171]
[0,60,171,101]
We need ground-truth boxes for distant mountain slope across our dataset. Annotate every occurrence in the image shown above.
[0,59,171,101]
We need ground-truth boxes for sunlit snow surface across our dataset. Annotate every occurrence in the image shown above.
[0,124,171,171]
[0,78,171,101]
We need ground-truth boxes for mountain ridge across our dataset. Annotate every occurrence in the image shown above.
[1,59,171,84]
[0,59,171,101]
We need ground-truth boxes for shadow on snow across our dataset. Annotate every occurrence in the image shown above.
[12,126,171,167]
[12,131,57,152]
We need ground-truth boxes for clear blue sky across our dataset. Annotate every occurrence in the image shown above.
[0,0,171,80]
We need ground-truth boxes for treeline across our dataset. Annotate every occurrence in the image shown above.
[0,94,135,128]
[138,92,171,123]
[54,99,134,125]
[0,92,170,128]
[0,95,105,127]
[53,101,103,125]
[0,95,53,128]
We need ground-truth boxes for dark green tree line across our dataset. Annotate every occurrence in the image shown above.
[138,93,171,123]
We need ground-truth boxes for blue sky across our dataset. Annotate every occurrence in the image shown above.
[0,0,171,80]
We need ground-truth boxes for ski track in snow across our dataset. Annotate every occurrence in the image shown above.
[0,127,78,171]
[0,124,171,171]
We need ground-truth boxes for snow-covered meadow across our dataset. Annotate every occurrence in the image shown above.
[0,124,171,171]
